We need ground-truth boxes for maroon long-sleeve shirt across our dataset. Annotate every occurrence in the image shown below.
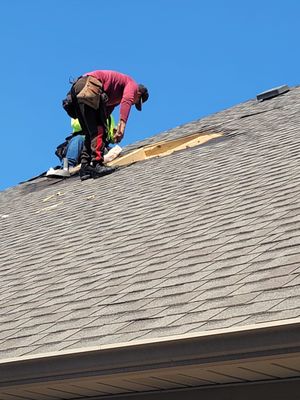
[84,70,139,123]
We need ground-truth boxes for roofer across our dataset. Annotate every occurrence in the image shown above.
[55,116,116,169]
[62,70,149,180]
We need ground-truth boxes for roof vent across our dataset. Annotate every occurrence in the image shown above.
[256,85,289,101]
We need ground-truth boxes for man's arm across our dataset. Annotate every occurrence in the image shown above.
[114,81,138,142]
[114,120,126,143]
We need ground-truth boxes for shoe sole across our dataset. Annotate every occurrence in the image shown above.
[80,173,92,181]
[91,169,116,179]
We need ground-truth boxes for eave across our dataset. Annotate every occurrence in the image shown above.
[1,319,300,399]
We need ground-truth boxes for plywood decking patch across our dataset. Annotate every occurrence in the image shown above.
[108,132,222,167]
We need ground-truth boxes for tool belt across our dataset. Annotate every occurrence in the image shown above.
[75,75,108,110]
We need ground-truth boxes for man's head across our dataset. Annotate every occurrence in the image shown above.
[135,84,149,111]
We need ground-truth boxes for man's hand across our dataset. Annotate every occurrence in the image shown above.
[114,120,126,143]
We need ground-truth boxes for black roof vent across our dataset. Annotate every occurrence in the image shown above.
[256,85,289,101]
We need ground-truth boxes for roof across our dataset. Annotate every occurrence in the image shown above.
[1,85,300,397]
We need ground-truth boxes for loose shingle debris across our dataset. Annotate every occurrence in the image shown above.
[35,201,64,214]
[42,192,65,202]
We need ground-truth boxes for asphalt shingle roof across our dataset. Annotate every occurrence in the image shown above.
[1,86,300,360]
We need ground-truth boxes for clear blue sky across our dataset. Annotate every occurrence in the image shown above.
[1,0,300,190]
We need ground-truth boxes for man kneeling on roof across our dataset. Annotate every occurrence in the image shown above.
[55,117,116,169]
[62,70,149,180]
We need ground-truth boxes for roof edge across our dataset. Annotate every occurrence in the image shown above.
[1,318,300,389]
[2,317,300,365]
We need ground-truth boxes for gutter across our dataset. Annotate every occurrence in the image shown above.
[1,319,300,390]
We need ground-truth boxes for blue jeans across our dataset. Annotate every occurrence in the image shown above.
[63,135,85,167]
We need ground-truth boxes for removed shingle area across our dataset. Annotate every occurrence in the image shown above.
[1,86,300,359]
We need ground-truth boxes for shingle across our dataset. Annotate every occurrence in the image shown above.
[191,284,244,302]
[193,293,260,312]
[237,264,299,284]
[144,291,201,308]
[232,275,297,295]
[66,322,131,341]
[240,309,300,326]
[171,307,225,326]
[139,322,207,339]
[284,275,300,287]
[253,284,300,302]
[211,299,281,320]
[191,316,249,332]
[33,329,81,345]
[116,315,182,335]
[23,340,80,356]
[0,345,41,359]
[269,296,300,312]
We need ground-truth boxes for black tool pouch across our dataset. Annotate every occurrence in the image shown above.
[62,92,77,118]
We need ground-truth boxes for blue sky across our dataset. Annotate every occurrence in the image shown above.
[1,0,300,190]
